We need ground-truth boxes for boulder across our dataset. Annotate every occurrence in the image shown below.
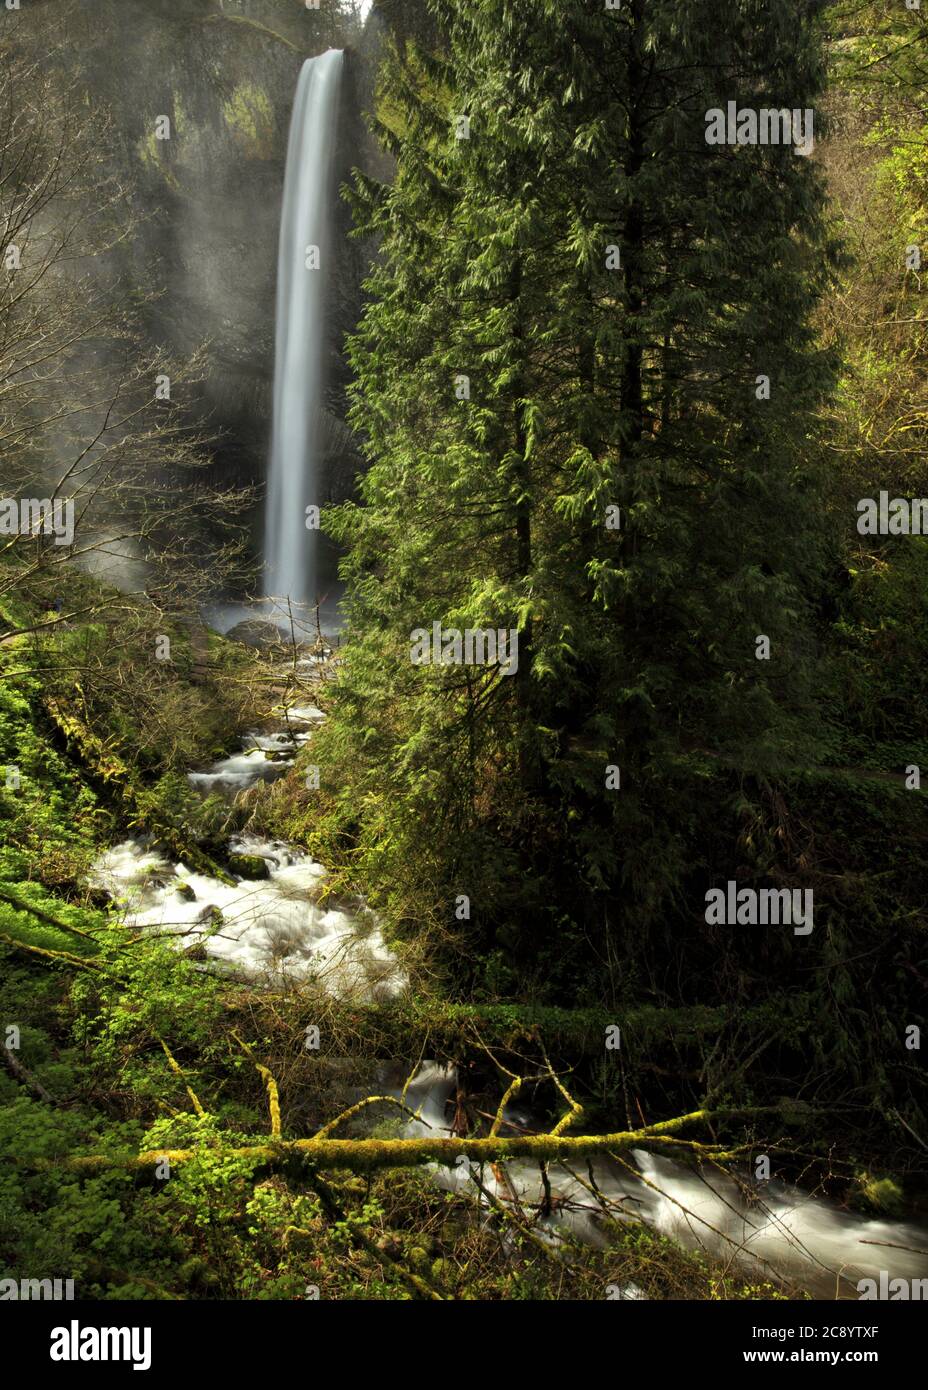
[228,852,270,880]
[225,620,288,652]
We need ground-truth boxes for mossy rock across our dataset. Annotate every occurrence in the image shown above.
[196,905,225,932]
[228,853,269,880]
[225,620,287,652]
[856,1174,904,1215]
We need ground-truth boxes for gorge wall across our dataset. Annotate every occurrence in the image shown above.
[26,0,393,525]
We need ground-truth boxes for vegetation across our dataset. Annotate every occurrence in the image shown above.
[0,0,925,1303]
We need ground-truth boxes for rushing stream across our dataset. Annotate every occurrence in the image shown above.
[91,701,402,1000]
[89,697,928,1301]
[388,1064,928,1301]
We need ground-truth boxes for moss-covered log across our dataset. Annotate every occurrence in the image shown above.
[230,993,812,1061]
[43,694,236,885]
[26,1106,772,1175]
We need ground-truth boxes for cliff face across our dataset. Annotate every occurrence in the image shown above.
[10,0,430,581]
[29,0,373,505]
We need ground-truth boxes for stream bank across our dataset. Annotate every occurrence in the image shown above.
[85,645,928,1302]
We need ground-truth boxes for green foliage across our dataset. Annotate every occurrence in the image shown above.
[0,673,102,890]
[315,0,840,994]
[38,613,260,777]
[0,0,925,1307]
[829,539,928,741]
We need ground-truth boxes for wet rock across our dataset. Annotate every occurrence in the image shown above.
[196,904,225,931]
[228,852,270,880]
[225,619,288,652]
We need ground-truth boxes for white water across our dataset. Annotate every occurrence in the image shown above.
[264,49,344,606]
[184,707,324,794]
[90,701,402,1000]
[91,835,402,1000]
[87,698,928,1298]
[387,1064,928,1300]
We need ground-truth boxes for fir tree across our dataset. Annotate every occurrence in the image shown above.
[319,0,840,995]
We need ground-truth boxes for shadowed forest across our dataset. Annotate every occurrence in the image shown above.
[0,0,926,1314]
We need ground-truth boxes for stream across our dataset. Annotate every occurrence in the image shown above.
[89,695,928,1302]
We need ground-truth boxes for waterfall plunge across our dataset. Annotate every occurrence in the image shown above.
[264,50,344,607]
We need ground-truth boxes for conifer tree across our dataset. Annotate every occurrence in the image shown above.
[319,0,839,993]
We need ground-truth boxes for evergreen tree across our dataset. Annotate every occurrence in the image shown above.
[318,0,840,998]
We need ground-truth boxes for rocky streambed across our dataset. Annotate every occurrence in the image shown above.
[91,690,403,1001]
[86,651,928,1302]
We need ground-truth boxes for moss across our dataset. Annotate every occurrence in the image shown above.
[32,1105,763,1175]
[220,82,274,159]
[228,853,269,881]
[135,128,180,192]
[173,91,188,140]
[857,1174,905,1215]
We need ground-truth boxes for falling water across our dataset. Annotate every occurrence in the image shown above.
[264,50,344,607]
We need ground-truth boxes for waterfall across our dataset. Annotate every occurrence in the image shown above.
[264,49,344,607]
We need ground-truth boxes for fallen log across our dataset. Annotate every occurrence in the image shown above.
[23,1106,770,1175]
[227,993,813,1062]
[43,693,236,885]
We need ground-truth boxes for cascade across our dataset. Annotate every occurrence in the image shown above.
[264,49,344,607]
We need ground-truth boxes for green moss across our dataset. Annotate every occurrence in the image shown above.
[220,82,274,159]
[135,127,180,191]
[857,1174,905,1215]
[228,853,269,881]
